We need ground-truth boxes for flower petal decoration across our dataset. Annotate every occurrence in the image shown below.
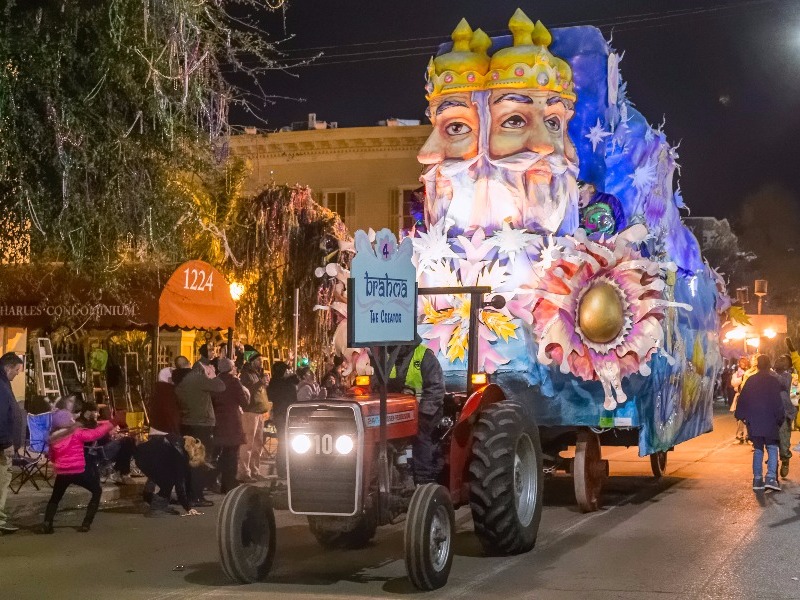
[531,225,691,410]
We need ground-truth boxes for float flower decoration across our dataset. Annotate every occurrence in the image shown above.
[529,224,691,410]
[415,222,537,373]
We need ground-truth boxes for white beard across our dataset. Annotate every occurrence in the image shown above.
[422,151,580,235]
[486,151,580,235]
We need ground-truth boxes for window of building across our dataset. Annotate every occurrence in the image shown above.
[322,190,354,226]
[389,186,422,233]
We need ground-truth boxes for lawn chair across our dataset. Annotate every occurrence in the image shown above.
[10,412,53,494]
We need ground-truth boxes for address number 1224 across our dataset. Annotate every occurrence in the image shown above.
[183,268,214,292]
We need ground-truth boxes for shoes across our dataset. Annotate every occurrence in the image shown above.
[781,461,790,479]
[765,479,782,491]
[77,525,91,533]
[0,524,19,535]
[39,523,54,534]
[753,477,765,490]
[109,472,136,485]
[191,499,214,508]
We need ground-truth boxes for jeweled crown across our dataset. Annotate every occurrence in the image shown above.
[486,9,576,101]
[425,19,491,101]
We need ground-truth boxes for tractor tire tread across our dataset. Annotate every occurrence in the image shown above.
[469,400,543,557]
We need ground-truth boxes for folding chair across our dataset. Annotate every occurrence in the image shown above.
[10,412,53,494]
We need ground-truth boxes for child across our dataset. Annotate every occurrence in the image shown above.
[41,409,115,533]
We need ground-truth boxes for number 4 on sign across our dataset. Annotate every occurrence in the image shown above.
[382,243,389,259]
[183,268,214,291]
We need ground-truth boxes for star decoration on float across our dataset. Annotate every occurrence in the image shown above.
[412,217,459,273]
[630,159,657,194]
[488,220,540,261]
[586,118,612,152]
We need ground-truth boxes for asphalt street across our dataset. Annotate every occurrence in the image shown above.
[4,407,800,600]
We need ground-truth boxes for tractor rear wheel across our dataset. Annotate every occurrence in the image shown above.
[217,484,276,583]
[469,400,543,556]
[307,509,378,550]
[405,483,455,591]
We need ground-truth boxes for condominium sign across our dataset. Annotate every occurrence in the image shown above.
[348,229,417,347]
[0,303,139,320]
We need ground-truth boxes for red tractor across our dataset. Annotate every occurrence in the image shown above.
[217,286,543,590]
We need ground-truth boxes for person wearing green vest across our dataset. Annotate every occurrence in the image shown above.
[388,343,445,484]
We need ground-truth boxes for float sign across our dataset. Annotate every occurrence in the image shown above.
[348,228,417,347]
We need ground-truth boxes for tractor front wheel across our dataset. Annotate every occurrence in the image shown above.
[469,400,543,556]
[405,483,455,591]
[217,484,276,583]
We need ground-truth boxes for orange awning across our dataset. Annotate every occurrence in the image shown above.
[158,260,236,330]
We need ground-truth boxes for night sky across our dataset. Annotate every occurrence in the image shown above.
[238,0,800,221]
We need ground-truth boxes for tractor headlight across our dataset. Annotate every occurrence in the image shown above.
[335,434,354,455]
[291,434,312,454]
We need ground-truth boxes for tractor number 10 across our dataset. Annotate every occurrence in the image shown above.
[183,268,214,292]
[314,434,333,455]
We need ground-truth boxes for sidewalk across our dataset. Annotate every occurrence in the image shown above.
[6,475,145,524]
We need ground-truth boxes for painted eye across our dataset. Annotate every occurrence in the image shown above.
[545,116,561,132]
[444,122,471,135]
[501,115,526,129]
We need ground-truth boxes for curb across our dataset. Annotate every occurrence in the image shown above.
[7,481,145,521]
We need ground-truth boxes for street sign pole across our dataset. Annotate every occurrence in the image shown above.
[348,229,417,526]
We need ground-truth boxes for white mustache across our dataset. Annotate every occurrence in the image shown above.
[421,154,481,182]
[486,151,578,176]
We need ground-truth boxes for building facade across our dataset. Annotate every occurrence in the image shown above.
[228,124,431,233]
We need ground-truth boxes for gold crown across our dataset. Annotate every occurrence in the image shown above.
[425,19,491,101]
[485,9,576,101]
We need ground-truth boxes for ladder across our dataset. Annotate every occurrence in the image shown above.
[34,337,62,401]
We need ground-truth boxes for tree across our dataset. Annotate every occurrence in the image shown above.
[735,184,800,335]
[0,0,287,283]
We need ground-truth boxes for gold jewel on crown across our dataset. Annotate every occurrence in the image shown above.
[484,9,576,101]
[425,19,491,101]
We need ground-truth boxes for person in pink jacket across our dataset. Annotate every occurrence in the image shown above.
[40,409,116,534]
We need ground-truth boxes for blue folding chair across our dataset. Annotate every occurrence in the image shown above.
[11,412,53,494]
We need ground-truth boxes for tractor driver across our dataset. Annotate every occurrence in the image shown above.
[387,343,445,484]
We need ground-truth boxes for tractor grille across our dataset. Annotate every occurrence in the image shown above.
[287,403,363,516]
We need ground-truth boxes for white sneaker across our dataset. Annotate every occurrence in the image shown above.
[108,472,122,484]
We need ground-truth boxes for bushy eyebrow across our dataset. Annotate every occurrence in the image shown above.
[546,96,574,110]
[435,99,469,115]
[493,93,533,105]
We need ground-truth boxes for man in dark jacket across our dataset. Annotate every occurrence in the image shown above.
[238,353,270,482]
[735,354,785,491]
[0,352,23,534]
[388,343,445,484]
[267,361,298,478]
[175,360,225,505]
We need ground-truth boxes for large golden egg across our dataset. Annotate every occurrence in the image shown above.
[577,282,625,344]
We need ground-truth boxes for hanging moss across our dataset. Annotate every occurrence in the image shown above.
[226,183,348,355]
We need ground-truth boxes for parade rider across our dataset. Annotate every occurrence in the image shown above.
[387,343,445,484]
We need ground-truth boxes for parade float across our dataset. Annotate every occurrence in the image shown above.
[218,10,727,589]
[321,9,725,502]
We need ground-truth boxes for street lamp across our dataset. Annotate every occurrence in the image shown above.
[754,279,768,315]
[229,281,244,302]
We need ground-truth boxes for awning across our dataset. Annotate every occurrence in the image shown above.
[0,260,235,331]
[159,260,236,330]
